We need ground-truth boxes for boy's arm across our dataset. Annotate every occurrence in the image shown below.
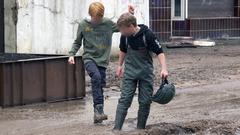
[157,53,168,78]
[118,51,126,66]
[146,30,168,78]
[111,5,135,33]
[112,22,119,33]
[116,51,126,78]
[69,24,83,56]
[116,36,127,77]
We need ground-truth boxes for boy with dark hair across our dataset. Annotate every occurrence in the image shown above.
[113,13,168,130]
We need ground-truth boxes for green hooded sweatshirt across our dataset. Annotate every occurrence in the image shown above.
[69,17,118,68]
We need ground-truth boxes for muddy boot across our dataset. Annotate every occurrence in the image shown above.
[113,111,127,130]
[94,104,108,124]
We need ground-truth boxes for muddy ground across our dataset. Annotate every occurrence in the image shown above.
[0,40,240,135]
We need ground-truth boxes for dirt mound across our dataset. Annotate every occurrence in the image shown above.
[125,120,239,135]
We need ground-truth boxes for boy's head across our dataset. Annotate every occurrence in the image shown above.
[117,13,137,37]
[88,2,105,24]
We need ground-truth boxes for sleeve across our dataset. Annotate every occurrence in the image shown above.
[145,30,163,55]
[119,36,127,53]
[69,24,83,56]
[111,20,119,33]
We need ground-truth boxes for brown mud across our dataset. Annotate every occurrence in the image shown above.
[1,43,240,135]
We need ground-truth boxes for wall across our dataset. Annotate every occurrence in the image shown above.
[16,0,149,55]
[188,0,235,18]
[149,0,171,41]
[235,0,240,17]
[0,0,4,53]
[188,0,240,39]
[4,0,17,53]
[149,0,240,40]
[188,17,240,39]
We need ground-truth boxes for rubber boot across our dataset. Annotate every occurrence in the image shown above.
[94,104,108,124]
[137,111,149,129]
[113,110,127,130]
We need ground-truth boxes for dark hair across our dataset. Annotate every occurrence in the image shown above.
[117,13,137,28]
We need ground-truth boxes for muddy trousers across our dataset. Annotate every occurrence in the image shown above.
[113,76,153,130]
[85,61,106,107]
[114,40,154,130]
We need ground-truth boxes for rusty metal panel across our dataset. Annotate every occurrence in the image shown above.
[75,57,86,98]
[22,61,45,104]
[10,63,23,106]
[0,63,4,105]
[45,59,68,102]
[0,54,85,107]
[2,63,12,106]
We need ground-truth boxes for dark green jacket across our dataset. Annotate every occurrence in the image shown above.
[69,17,118,68]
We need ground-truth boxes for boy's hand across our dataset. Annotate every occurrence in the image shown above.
[128,4,135,15]
[116,66,124,78]
[68,56,75,65]
[160,69,168,79]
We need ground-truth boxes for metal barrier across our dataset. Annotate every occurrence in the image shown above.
[0,53,85,108]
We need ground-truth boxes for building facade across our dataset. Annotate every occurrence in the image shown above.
[149,0,240,41]
[1,0,240,54]
[0,0,149,54]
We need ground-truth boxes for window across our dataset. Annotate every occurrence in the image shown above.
[172,0,188,20]
[188,0,234,18]
[174,0,181,17]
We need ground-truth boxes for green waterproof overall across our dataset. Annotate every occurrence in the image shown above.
[114,38,154,130]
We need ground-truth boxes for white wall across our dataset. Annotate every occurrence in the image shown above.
[4,0,17,53]
[17,0,149,55]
